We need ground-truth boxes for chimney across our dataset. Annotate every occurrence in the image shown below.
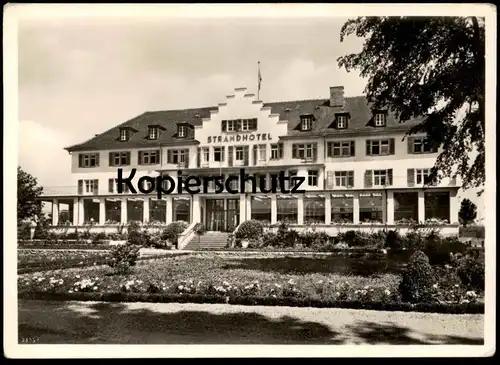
[330,86,345,108]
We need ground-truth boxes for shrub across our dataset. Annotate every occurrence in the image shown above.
[399,250,436,303]
[385,229,405,251]
[452,252,485,290]
[161,221,188,249]
[33,216,51,239]
[235,220,264,241]
[405,231,425,251]
[337,230,372,247]
[424,236,468,265]
[92,232,107,244]
[107,243,141,274]
[18,221,32,240]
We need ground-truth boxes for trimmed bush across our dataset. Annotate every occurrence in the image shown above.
[235,220,264,241]
[161,221,188,249]
[424,236,468,265]
[398,250,436,303]
[107,243,141,274]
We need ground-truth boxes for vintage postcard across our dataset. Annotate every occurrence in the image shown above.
[3,3,496,358]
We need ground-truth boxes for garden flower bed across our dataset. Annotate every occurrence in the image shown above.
[17,253,484,313]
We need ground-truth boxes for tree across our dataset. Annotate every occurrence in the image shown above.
[459,198,477,226]
[17,166,43,224]
[338,17,485,194]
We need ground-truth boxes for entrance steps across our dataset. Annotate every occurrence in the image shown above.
[183,231,230,250]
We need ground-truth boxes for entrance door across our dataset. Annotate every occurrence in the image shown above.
[206,199,225,231]
[205,198,240,232]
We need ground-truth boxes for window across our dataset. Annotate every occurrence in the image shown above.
[337,115,347,129]
[214,147,225,162]
[271,144,279,160]
[416,168,431,184]
[169,149,187,164]
[394,193,419,222]
[149,127,158,140]
[226,120,235,132]
[258,144,266,161]
[374,113,386,127]
[288,170,298,189]
[84,179,98,194]
[241,119,251,131]
[301,117,312,131]
[139,150,160,165]
[109,152,130,166]
[335,171,354,187]
[235,146,245,161]
[78,153,99,168]
[425,192,450,223]
[178,126,186,138]
[331,195,353,223]
[108,178,130,194]
[292,143,316,160]
[366,139,392,156]
[304,197,325,223]
[277,197,298,224]
[327,141,354,157]
[359,193,383,223]
[412,137,434,153]
[373,170,389,186]
[120,129,129,141]
[308,170,318,186]
[203,147,210,162]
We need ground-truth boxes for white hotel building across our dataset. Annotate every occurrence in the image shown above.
[40,86,460,246]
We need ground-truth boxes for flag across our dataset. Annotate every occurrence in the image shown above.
[258,62,262,92]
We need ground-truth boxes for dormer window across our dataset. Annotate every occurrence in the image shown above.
[374,113,386,127]
[301,116,313,131]
[148,127,158,140]
[178,125,187,138]
[337,115,347,129]
[120,129,129,141]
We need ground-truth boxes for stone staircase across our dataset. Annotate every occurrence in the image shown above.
[183,231,229,250]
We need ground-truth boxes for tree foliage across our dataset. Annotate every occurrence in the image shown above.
[338,17,485,193]
[17,166,43,223]
[458,198,477,226]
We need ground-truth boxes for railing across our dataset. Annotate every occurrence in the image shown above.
[177,221,198,250]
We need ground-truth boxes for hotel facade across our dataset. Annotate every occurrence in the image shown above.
[39,86,460,245]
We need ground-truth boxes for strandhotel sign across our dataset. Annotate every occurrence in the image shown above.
[207,133,273,144]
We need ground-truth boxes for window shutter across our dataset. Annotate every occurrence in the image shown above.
[109,152,113,167]
[167,150,172,164]
[108,178,114,193]
[366,140,371,156]
[95,154,100,167]
[326,142,332,157]
[364,170,373,188]
[253,145,258,165]
[389,139,395,155]
[350,141,355,156]
[93,179,99,195]
[138,151,143,165]
[243,146,249,166]
[407,169,415,187]
[236,119,242,131]
[348,171,354,187]
[252,118,258,130]
[407,137,414,154]
[292,144,298,159]
[78,180,83,195]
[221,120,227,132]
[221,146,225,162]
[126,152,131,165]
[326,171,334,189]
[278,143,284,159]
[197,148,201,168]
[387,169,393,186]
[228,146,233,167]
[313,143,318,161]
[184,149,189,167]
[78,154,83,168]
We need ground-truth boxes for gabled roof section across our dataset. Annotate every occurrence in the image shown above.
[65,95,424,152]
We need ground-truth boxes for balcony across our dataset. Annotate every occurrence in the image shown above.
[40,186,78,198]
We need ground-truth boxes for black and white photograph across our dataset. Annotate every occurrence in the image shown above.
[4,3,496,358]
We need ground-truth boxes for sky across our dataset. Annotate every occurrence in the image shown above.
[17,15,485,221]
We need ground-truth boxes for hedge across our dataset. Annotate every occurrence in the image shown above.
[18,291,484,314]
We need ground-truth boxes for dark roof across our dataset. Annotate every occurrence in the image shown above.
[65,96,423,152]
